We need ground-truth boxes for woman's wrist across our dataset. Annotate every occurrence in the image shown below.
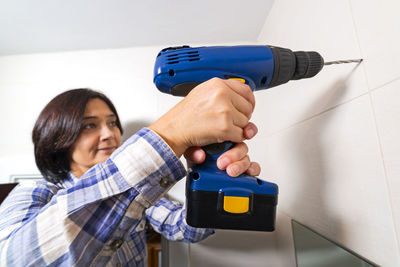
[148,123,186,158]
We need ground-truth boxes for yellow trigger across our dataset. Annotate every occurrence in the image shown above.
[228,78,246,84]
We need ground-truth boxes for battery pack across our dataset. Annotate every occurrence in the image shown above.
[185,169,278,232]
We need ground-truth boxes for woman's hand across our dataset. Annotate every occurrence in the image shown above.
[149,78,256,157]
[184,122,261,177]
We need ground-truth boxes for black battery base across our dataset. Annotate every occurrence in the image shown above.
[186,190,278,231]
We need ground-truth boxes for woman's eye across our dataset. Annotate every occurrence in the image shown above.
[83,123,96,130]
[109,121,117,127]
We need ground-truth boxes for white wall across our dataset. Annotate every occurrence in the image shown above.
[244,0,399,266]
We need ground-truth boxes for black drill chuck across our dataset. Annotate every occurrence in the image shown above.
[268,46,324,88]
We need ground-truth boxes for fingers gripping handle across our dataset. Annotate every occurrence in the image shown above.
[202,141,235,160]
[199,77,251,161]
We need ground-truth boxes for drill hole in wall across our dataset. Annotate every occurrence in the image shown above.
[169,69,175,76]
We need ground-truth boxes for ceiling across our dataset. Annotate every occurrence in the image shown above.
[0,0,275,56]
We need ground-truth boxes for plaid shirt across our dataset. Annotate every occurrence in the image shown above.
[0,128,213,266]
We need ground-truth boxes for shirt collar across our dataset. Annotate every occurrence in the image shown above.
[60,172,80,188]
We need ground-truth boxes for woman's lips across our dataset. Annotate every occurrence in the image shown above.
[97,146,116,153]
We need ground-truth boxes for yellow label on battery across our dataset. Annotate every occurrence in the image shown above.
[223,196,249,214]
[228,78,246,84]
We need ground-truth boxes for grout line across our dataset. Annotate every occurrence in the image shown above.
[369,76,400,93]
[266,90,369,138]
[348,0,400,254]
[264,62,400,147]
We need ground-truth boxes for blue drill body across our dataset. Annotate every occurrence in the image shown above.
[154,45,275,94]
[153,45,324,231]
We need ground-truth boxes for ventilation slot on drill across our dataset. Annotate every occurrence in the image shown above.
[167,50,200,64]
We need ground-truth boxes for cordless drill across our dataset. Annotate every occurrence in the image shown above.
[153,45,355,231]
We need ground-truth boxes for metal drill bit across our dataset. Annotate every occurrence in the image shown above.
[324,59,363,65]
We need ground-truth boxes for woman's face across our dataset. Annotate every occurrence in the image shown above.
[69,98,121,177]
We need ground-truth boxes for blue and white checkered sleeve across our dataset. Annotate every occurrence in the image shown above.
[145,197,215,243]
[110,127,187,208]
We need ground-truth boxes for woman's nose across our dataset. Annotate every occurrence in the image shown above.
[100,124,113,140]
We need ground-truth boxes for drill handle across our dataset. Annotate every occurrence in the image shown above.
[202,141,235,165]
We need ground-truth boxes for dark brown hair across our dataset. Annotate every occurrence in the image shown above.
[32,88,123,183]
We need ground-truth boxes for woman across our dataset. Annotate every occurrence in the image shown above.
[0,78,260,266]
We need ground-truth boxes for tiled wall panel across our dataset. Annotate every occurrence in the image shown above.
[350,0,400,90]
[249,95,399,266]
[255,0,366,136]
[371,79,400,258]
[248,0,400,266]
